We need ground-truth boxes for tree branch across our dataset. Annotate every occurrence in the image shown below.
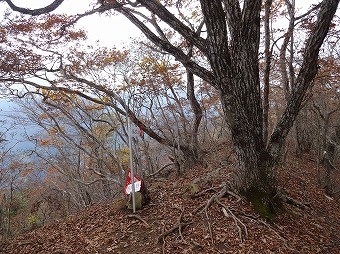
[3,0,65,16]
[268,0,340,158]
[118,7,215,86]
[137,0,207,53]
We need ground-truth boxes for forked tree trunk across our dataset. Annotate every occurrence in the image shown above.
[201,0,279,216]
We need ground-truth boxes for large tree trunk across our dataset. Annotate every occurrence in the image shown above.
[203,0,339,217]
[220,89,278,217]
[201,0,278,216]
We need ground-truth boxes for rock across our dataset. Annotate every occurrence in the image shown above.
[127,192,144,210]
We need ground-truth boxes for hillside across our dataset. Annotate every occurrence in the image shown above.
[0,154,339,254]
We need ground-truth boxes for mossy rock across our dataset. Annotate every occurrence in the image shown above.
[190,182,201,195]
[113,198,129,210]
[127,192,144,210]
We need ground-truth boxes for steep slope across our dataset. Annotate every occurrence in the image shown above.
[1,154,339,254]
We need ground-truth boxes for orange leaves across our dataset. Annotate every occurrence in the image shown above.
[38,126,65,147]
[64,47,129,75]
[38,113,51,120]
[20,168,34,178]
[40,89,78,106]
[38,137,64,146]
[0,45,42,74]
[0,13,86,76]
[6,19,35,33]
[136,54,182,89]
[38,139,51,146]
[47,167,57,173]
[102,49,129,65]
[4,14,86,41]
[37,14,71,30]
[91,48,129,69]
[0,28,7,43]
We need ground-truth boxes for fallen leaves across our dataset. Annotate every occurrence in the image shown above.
[0,153,339,253]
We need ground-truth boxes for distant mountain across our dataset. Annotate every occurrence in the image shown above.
[0,99,37,152]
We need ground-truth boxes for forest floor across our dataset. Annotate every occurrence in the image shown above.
[0,152,339,254]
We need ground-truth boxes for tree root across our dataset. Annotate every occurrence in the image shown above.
[217,200,248,242]
[284,195,310,209]
[278,190,311,209]
[157,222,191,244]
[193,183,229,214]
[193,186,220,198]
[157,206,191,244]
[148,163,174,177]
[126,214,150,228]
[204,209,214,245]
[192,183,247,243]
[259,219,296,252]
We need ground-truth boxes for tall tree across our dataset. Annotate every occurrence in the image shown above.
[1,0,339,216]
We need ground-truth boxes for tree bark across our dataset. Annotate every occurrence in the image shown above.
[263,0,273,146]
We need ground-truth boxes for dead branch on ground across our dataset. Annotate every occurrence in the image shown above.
[148,163,174,177]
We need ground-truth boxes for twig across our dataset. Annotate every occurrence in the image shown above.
[174,206,185,242]
[205,209,214,245]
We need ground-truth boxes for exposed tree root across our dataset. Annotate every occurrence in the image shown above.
[259,220,296,252]
[190,182,313,247]
[283,195,311,209]
[157,206,191,244]
[192,183,247,243]
[277,189,311,209]
[204,209,214,245]
[126,214,150,228]
[217,200,248,242]
[193,186,220,198]
[157,222,191,244]
[193,183,229,214]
